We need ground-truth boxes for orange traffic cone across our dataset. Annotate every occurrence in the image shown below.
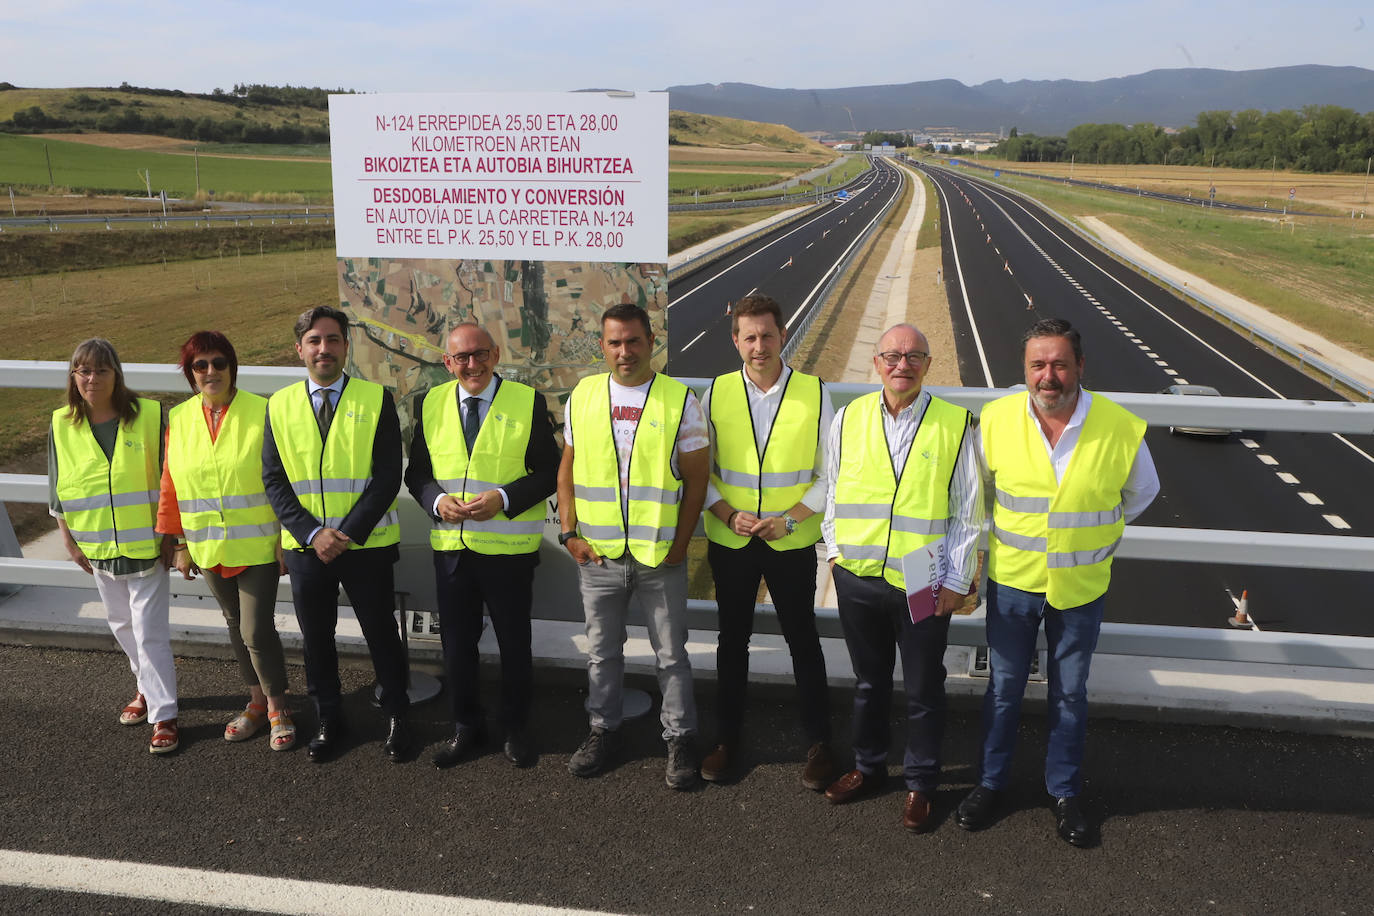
[1229,590,1251,628]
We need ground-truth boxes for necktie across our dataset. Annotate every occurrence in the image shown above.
[315,389,334,438]
[462,397,481,452]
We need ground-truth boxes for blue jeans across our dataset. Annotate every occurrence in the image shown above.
[978,580,1104,798]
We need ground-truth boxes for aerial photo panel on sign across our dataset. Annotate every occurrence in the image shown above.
[329,90,670,436]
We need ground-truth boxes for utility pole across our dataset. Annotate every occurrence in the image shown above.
[44,144,54,187]
[194,146,200,196]
[1363,156,1371,205]
[1266,154,1276,208]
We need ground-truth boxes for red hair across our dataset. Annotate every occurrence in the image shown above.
[177,331,239,392]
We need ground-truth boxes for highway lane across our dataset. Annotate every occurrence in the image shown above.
[667,158,905,378]
[919,162,1374,637]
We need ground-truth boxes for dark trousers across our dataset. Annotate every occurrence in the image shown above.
[832,564,950,793]
[434,549,535,733]
[285,547,409,719]
[707,538,830,746]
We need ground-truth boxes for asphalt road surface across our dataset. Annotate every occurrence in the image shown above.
[667,158,904,378]
[2,645,1371,914]
[917,162,1374,637]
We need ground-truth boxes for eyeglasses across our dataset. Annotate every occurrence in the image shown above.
[877,350,929,367]
[445,348,491,365]
[71,367,112,380]
[191,357,230,373]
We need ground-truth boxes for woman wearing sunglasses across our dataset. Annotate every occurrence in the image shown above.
[49,338,180,754]
[156,331,295,751]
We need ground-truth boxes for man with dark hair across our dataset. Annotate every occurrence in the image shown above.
[698,293,836,788]
[405,322,559,769]
[822,323,984,833]
[557,303,710,789]
[262,305,411,763]
[957,318,1158,847]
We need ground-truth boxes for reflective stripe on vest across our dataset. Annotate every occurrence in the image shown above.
[166,391,278,568]
[570,373,686,566]
[422,378,545,554]
[51,398,162,560]
[267,378,400,551]
[832,392,969,591]
[703,369,823,550]
[981,391,1145,608]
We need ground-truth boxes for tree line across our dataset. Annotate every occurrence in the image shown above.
[986,106,1374,173]
[0,82,350,145]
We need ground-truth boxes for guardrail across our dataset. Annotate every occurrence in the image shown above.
[4,362,1373,669]
[667,162,876,284]
[920,158,1374,401]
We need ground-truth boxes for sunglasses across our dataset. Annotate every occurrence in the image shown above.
[192,357,230,373]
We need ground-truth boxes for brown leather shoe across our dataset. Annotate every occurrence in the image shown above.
[825,768,886,804]
[801,742,837,791]
[902,790,934,832]
[700,743,732,783]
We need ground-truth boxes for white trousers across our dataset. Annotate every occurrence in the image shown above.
[95,568,178,723]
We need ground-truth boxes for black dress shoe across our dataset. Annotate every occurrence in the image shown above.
[382,716,412,763]
[432,724,486,769]
[503,729,535,768]
[308,718,344,762]
[956,785,1001,831]
[1054,796,1092,847]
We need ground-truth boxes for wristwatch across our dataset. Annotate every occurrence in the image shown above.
[558,530,579,546]
[783,514,798,536]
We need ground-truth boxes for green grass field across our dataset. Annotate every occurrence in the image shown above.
[0,134,334,198]
[669,171,788,194]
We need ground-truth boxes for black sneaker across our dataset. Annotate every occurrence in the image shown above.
[568,727,618,777]
[665,735,699,790]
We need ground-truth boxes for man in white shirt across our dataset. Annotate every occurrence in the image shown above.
[956,318,1160,847]
[698,294,836,790]
[822,324,984,832]
[557,304,710,789]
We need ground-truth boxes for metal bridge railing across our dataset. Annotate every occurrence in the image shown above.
[3,362,1373,670]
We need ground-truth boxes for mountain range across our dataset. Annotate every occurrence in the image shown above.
[666,66,1374,135]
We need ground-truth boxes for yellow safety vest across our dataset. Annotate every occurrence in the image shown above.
[704,369,823,550]
[422,379,545,554]
[166,391,278,568]
[267,378,400,551]
[51,398,162,560]
[981,391,1145,608]
[570,372,687,567]
[832,392,969,591]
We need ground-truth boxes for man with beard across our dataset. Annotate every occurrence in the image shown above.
[262,305,410,763]
[956,318,1158,847]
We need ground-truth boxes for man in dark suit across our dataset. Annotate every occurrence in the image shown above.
[262,305,410,763]
[405,323,559,769]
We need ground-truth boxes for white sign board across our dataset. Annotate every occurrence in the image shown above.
[329,91,667,263]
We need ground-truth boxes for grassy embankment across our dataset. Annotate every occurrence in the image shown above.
[926,156,1374,362]
[0,86,332,131]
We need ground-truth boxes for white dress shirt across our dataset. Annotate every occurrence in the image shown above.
[433,375,512,514]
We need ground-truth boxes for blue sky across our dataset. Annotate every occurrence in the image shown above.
[2,1,1368,93]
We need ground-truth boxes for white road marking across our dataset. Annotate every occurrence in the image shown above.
[1154,360,1169,366]
[1164,368,1177,376]
[1257,454,1279,465]
[1240,438,1260,449]
[1145,351,1158,358]
[681,330,707,352]
[1324,514,1351,530]
[1277,472,1299,484]
[1174,378,1189,384]
[1299,491,1324,505]
[0,849,603,916]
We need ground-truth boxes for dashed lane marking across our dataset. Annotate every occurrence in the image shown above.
[1240,439,1260,449]
[1277,472,1299,484]
[1257,454,1279,465]
[1324,514,1351,530]
[1299,492,1325,505]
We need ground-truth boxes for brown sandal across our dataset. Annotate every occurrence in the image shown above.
[119,692,147,726]
[149,719,179,755]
